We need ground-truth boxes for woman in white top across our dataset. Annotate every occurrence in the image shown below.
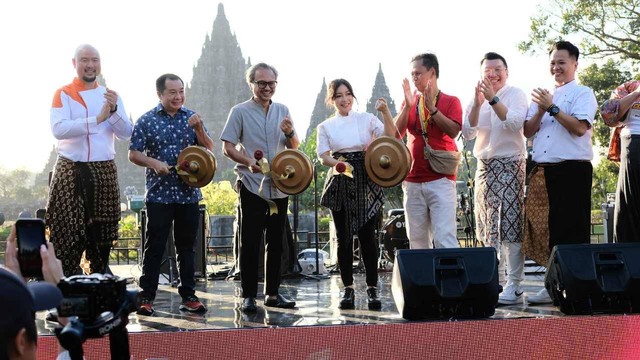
[317,78,395,310]
[601,80,640,243]
[462,52,528,305]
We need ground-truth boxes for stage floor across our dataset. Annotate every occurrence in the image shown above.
[36,263,563,335]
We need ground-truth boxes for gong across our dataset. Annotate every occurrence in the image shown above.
[270,149,313,195]
[176,146,217,188]
[365,136,411,187]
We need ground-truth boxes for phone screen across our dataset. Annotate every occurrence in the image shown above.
[16,219,46,278]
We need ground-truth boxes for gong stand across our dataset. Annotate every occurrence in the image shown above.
[270,150,327,279]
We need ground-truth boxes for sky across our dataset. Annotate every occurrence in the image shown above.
[0,0,571,173]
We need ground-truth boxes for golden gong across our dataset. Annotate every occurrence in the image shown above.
[176,146,217,188]
[270,149,313,195]
[365,136,411,187]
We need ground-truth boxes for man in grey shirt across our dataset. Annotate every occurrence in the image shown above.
[220,62,300,313]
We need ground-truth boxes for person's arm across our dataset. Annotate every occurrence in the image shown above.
[530,87,590,137]
[105,91,134,140]
[375,98,396,137]
[188,114,214,151]
[50,89,112,139]
[223,141,261,173]
[128,150,170,175]
[613,88,640,120]
[280,115,299,149]
[427,96,462,139]
[318,151,340,167]
[394,79,413,138]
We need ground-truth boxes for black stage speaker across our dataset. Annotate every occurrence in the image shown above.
[545,243,640,315]
[140,206,207,279]
[392,247,500,320]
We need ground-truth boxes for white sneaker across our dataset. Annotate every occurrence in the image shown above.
[498,283,523,305]
[527,288,553,305]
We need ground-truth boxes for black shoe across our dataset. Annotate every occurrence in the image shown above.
[367,287,382,310]
[136,296,155,316]
[264,294,296,309]
[242,297,257,313]
[339,288,355,309]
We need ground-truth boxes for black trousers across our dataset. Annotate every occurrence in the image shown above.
[239,184,288,298]
[139,202,199,300]
[331,209,379,287]
[615,134,640,243]
[544,160,592,250]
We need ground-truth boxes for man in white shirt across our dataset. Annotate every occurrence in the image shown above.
[462,52,528,305]
[46,44,133,277]
[523,40,598,304]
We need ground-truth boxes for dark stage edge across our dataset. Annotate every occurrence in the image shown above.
[36,264,563,335]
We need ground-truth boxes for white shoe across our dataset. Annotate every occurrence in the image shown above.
[527,288,552,305]
[498,283,523,305]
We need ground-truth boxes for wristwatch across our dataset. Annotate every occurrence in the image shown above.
[285,129,295,138]
[110,104,118,113]
[547,104,560,117]
[488,96,499,106]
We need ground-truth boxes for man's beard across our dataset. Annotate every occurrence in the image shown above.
[82,75,96,83]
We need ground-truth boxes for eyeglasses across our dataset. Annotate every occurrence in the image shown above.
[252,81,278,89]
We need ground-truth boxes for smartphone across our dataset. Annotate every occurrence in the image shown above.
[15,218,47,278]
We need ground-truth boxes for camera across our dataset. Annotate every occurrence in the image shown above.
[55,273,137,360]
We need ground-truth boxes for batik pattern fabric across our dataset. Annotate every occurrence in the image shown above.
[522,166,551,266]
[320,151,384,237]
[45,157,120,276]
[475,155,525,249]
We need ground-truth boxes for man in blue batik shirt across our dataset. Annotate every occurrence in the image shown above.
[129,73,214,316]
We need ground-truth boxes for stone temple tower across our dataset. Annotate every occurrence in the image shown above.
[305,78,334,141]
[185,3,251,180]
[366,63,397,119]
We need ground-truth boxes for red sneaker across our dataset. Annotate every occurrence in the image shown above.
[180,295,207,313]
[136,297,154,316]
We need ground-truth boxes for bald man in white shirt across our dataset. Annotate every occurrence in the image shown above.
[46,44,133,277]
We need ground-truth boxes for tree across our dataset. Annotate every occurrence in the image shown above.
[578,59,633,149]
[592,158,619,207]
[201,180,237,216]
[296,128,328,215]
[519,0,640,63]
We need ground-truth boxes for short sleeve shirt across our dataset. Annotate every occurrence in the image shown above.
[129,104,207,204]
[220,99,292,199]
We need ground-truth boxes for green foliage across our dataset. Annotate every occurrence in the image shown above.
[118,214,139,238]
[201,180,238,215]
[578,60,633,149]
[318,216,332,232]
[519,0,640,63]
[592,159,620,207]
[0,168,47,219]
[296,128,329,214]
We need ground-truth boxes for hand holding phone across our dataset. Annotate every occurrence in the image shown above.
[15,218,47,279]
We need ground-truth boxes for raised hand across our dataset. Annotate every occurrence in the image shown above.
[280,115,294,135]
[478,76,495,101]
[188,113,204,130]
[375,98,389,112]
[402,78,413,107]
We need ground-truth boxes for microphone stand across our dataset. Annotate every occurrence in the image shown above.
[302,163,329,280]
[460,136,478,247]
